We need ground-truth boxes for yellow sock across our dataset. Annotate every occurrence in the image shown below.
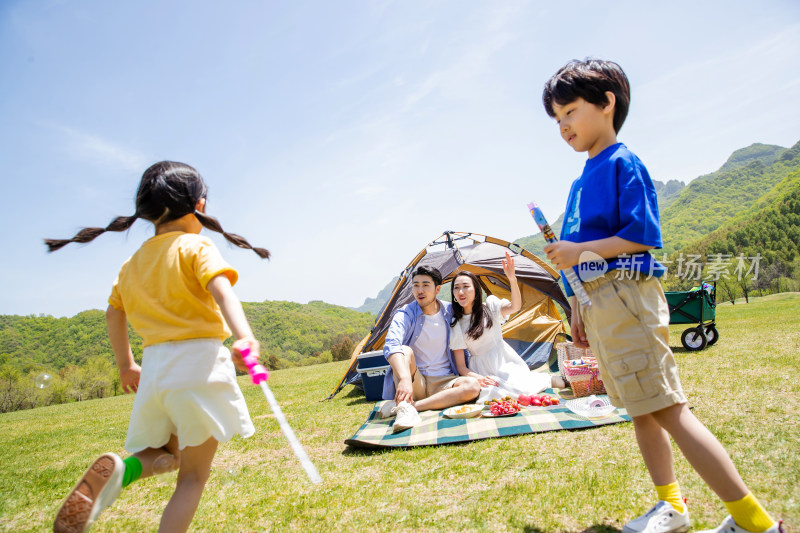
[725,493,774,532]
[655,481,684,512]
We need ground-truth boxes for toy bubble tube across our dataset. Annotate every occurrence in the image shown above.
[240,345,322,484]
[527,202,591,308]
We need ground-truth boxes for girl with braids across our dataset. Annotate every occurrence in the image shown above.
[49,161,268,533]
[449,252,566,404]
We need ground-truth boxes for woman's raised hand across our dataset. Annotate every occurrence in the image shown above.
[502,251,516,279]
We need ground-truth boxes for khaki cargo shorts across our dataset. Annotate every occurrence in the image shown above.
[580,275,686,417]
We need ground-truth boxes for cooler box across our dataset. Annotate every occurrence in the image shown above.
[356,350,388,401]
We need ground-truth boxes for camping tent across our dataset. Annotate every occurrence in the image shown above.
[327,231,571,400]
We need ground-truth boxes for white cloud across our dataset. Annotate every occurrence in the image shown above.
[50,123,148,172]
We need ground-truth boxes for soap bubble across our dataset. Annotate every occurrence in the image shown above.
[153,454,176,475]
[34,373,53,389]
[222,467,237,486]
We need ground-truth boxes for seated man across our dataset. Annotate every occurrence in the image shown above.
[381,265,481,432]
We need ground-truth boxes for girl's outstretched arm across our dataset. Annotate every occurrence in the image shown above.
[500,251,522,316]
[207,274,260,372]
[106,305,141,393]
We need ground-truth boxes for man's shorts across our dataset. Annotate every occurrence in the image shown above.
[580,275,686,417]
[392,367,459,401]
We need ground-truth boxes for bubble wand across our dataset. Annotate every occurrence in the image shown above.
[239,345,322,484]
[527,202,592,307]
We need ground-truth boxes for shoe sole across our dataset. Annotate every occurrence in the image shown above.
[54,453,123,533]
[622,524,690,533]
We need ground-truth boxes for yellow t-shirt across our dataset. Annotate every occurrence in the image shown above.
[108,232,239,347]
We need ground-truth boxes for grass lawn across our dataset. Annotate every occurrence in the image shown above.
[1,293,798,532]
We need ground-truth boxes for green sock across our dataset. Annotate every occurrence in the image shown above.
[655,481,684,512]
[121,456,142,488]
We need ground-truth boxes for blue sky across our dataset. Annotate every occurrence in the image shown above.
[1,1,798,317]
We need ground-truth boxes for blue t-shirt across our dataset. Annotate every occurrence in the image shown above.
[560,143,666,296]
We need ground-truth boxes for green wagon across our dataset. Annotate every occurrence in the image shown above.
[664,281,718,351]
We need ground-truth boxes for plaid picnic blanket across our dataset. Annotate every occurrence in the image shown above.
[345,394,631,449]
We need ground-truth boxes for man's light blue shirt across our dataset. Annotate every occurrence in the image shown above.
[381,299,459,401]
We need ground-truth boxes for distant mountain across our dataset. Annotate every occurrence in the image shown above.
[717,143,787,174]
[654,179,686,210]
[354,277,398,314]
[659,142,799,255]
[680,154,800,267]
[0,300,375,377]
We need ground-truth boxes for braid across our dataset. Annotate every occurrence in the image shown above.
[194,210,270,259]
[44,215,139,253]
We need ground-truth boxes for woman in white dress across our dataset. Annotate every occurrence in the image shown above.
[449,252,565,403]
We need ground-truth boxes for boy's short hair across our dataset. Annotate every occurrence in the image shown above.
[412,265,443,286]
[543,58,631,133]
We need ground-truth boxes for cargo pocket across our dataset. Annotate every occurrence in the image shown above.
[604,353,652,402]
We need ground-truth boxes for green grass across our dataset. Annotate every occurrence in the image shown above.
[2,294,798,532]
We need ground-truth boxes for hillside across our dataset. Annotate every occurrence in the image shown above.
[0,300,375,412]
[681,167,800,268]
[659,141,800,255]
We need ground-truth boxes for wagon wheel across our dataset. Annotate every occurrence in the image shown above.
[681,326,707,351]
[704,324,719,346]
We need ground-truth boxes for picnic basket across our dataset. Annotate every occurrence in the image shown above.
[556,342,605,398]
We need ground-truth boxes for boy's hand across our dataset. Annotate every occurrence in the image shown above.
[119,363,141,394]
[544,241,582,270]
[569,303,590,348]
[231,337,260,372]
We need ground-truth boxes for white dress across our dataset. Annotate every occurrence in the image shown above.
[450,295,551,403]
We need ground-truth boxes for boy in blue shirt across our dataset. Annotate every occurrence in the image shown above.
[542,59,780,533]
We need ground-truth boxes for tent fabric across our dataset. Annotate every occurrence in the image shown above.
[326,231,571,400]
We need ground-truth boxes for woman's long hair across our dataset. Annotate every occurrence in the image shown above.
[45,161,269,258]
[450,271,492,340]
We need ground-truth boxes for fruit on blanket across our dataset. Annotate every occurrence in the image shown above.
[487,398,522,415]
[518,394,531,406]
[523,394,560,407]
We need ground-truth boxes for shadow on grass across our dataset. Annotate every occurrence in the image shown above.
[518,525,620,533]
[578,525,621,533]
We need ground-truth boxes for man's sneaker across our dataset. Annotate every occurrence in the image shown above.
[378,401,397,419]
[54,452,124,533]
[391,401,421,433]
[623,500,690,533]
[696,515,784,533]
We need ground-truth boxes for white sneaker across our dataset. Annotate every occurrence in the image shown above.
[378,400,397,419]
[54,452,124,533]
[391,401,421,433]
[623,500,690,533]
[695,515,784,533]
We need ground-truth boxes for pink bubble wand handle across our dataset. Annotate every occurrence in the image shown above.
[239,345,322,484]
[240,346,269,385]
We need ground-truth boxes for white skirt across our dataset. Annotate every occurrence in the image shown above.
[126,338,255,453]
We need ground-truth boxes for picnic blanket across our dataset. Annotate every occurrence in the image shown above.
[345,395,631,449]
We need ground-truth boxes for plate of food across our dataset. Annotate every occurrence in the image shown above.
[481,410,520,418]
[565,395,616,419]
[443,404,483,419]
[482,398,523,417]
